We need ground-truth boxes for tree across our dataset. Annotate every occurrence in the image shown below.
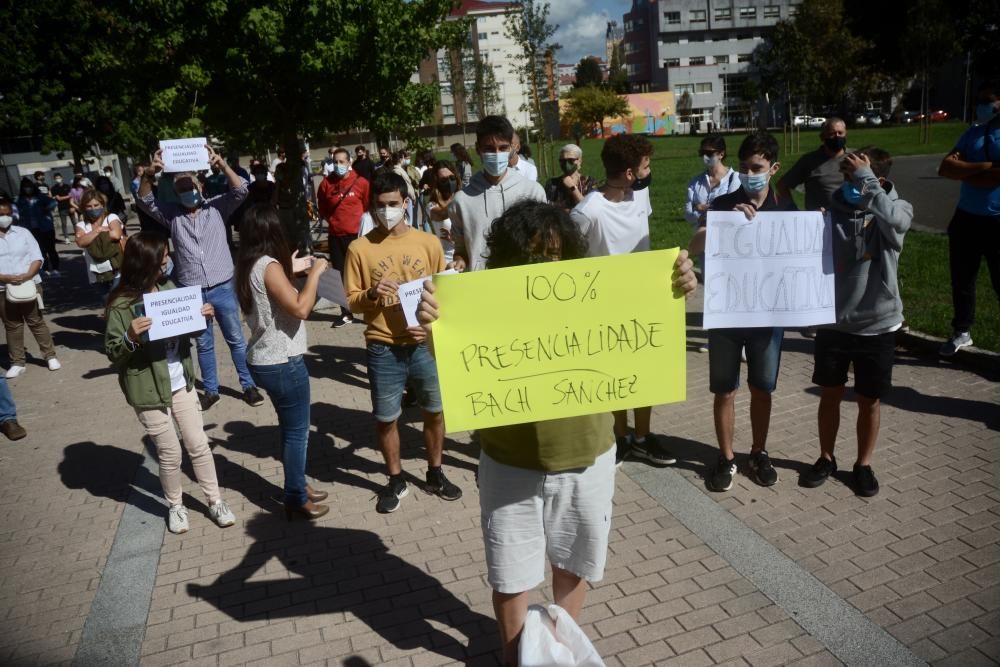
[901,0,958,143]
[472,58,504,119]
[676,92,693,124]
[574,57,603,88]
[608,43,629,94]
[751,0,868,113]
[505,0,560,178]
[562,86,629,138]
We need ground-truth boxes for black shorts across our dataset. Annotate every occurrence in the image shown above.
[812,329,896,399]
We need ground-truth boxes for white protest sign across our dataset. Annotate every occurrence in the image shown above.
[703,210,835,329]
[316,269,349,310]
[143,286,207,341]
[159,138,210,173]
[398,270,457,327]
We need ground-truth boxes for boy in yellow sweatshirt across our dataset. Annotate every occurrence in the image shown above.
[344,172,463,513]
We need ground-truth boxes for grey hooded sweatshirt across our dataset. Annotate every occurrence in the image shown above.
[447,167,546,271]
[827,165,913,334]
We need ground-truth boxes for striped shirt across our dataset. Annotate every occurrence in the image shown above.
[137,181,248,288]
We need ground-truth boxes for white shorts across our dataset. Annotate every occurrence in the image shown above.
[478,444,616,594]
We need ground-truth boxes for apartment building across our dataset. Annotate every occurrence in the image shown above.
[623,0,800,128]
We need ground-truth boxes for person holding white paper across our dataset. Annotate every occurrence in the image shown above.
[105,232,236,535]
[344,172,462,515]
[801,148,912,498]
[689,132,796,493]
[234,204,331,520]
[136,143,264,412]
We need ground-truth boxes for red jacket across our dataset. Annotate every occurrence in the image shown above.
[317,171,369,237]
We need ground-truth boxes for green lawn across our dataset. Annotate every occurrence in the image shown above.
[437,122,998,352]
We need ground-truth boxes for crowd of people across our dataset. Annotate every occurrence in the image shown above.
[0,80,996,662]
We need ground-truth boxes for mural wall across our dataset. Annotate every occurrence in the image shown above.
[560,91,678,138]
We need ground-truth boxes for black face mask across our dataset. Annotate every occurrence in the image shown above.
[631,173,652,191]
[824,136,847,152]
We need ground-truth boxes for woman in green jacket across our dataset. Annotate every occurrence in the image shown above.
[105,232,236,534]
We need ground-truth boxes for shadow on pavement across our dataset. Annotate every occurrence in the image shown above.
[56,441,165,519]
[303,344,370,391]
[186,513,498,663]
[803,384,999,430]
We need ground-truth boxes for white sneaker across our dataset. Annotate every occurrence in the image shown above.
[208,500,236,528]
[47,358,61,371]
[168,504,189,534]
[5,366,25,379]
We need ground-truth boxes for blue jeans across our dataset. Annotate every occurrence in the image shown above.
[366,342,442,423]
[191,279,254,394]
[0,376,16,423]
[709,327,784,394]
[250,355,310,506]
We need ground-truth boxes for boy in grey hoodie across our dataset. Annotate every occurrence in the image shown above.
[801,147,912,497]
[448,115,546,272]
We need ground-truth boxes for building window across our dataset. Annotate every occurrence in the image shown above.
[688,33,704,42]
[737,32,753,40]
[664,11,680,24]
[624,20,634,32]
[696,82,713,93]
[663,58,680,68]
[764,5,780,17]
[442,104,454,116]
[675,83,695,95]
[478,32,487,40]
[716,7,732,20]
[739,7,757,19]
[737,53,752,62]
[789,3,800,16]
[690,9,707,22]
[715,54,730,64]
[689,56,706,66]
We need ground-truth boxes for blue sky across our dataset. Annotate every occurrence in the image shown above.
[546,0,632,65]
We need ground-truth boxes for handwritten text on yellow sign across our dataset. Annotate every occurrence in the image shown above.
[431,250,687,432]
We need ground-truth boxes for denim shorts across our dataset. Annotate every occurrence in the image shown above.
[708,327,784,394]
[366,342,442,422]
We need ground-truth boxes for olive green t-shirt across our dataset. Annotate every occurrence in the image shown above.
[480,412,615,472]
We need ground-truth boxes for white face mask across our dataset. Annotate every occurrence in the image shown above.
[376,206,405,230]
[0,215,12,229]
[703,154,720,168]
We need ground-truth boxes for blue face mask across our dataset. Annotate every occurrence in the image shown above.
[85,207,104,220]
[481,151,509,177]
[840,181,863,205]
[179,189,202,209]
[334,164,349,177]
[739,171,770,194]
[163,256,174,278]
[976,102,998,124]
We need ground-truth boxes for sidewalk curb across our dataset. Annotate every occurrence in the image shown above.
[897,329,1000,375]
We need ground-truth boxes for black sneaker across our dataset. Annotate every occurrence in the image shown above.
[243,386,265,407]
[376,477,409,513]
[747,449,778,487]
[852,463,879,497]
[425,469,462,501]
[801,456,837,488]
[332,314,353,328]
[709,454,737,492]
[615,436,632,467]
[630,433,677,466]
[199,392,221,411]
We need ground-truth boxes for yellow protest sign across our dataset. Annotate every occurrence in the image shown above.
[431,249,686,432]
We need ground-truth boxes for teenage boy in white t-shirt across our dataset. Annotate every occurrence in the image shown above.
[570,134,676,468]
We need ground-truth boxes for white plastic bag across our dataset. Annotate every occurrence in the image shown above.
[519,604,605,667]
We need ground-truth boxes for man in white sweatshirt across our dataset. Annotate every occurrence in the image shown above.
[448,115,547,272]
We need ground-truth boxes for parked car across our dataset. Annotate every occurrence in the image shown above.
[865,112,884,125]
[793,115,811,127]
[806,116,826,128]
[896,110,920,124]
[855,114,869,125]
[928,109,949,121]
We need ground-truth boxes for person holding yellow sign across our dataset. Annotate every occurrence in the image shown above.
[418,200,697,666]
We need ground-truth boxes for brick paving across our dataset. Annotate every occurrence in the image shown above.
[0,247,996,666]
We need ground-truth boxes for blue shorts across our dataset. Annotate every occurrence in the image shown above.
[366,342,443,422]
[708,327,784,394]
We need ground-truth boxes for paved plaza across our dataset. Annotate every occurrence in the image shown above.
[0,246,997,666]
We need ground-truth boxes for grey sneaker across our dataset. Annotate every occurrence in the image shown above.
[209,500,236,527]
[168,504,190,534]
[939,331,972,357]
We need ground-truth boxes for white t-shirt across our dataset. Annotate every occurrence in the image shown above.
[163,338,186,392]
[570,189,652,257]
[77,214,123,282]
[511,159,538,183]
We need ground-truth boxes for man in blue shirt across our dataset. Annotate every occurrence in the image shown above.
[938,80,1000,356]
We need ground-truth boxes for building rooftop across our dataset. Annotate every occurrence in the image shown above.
[449,0,516,17]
